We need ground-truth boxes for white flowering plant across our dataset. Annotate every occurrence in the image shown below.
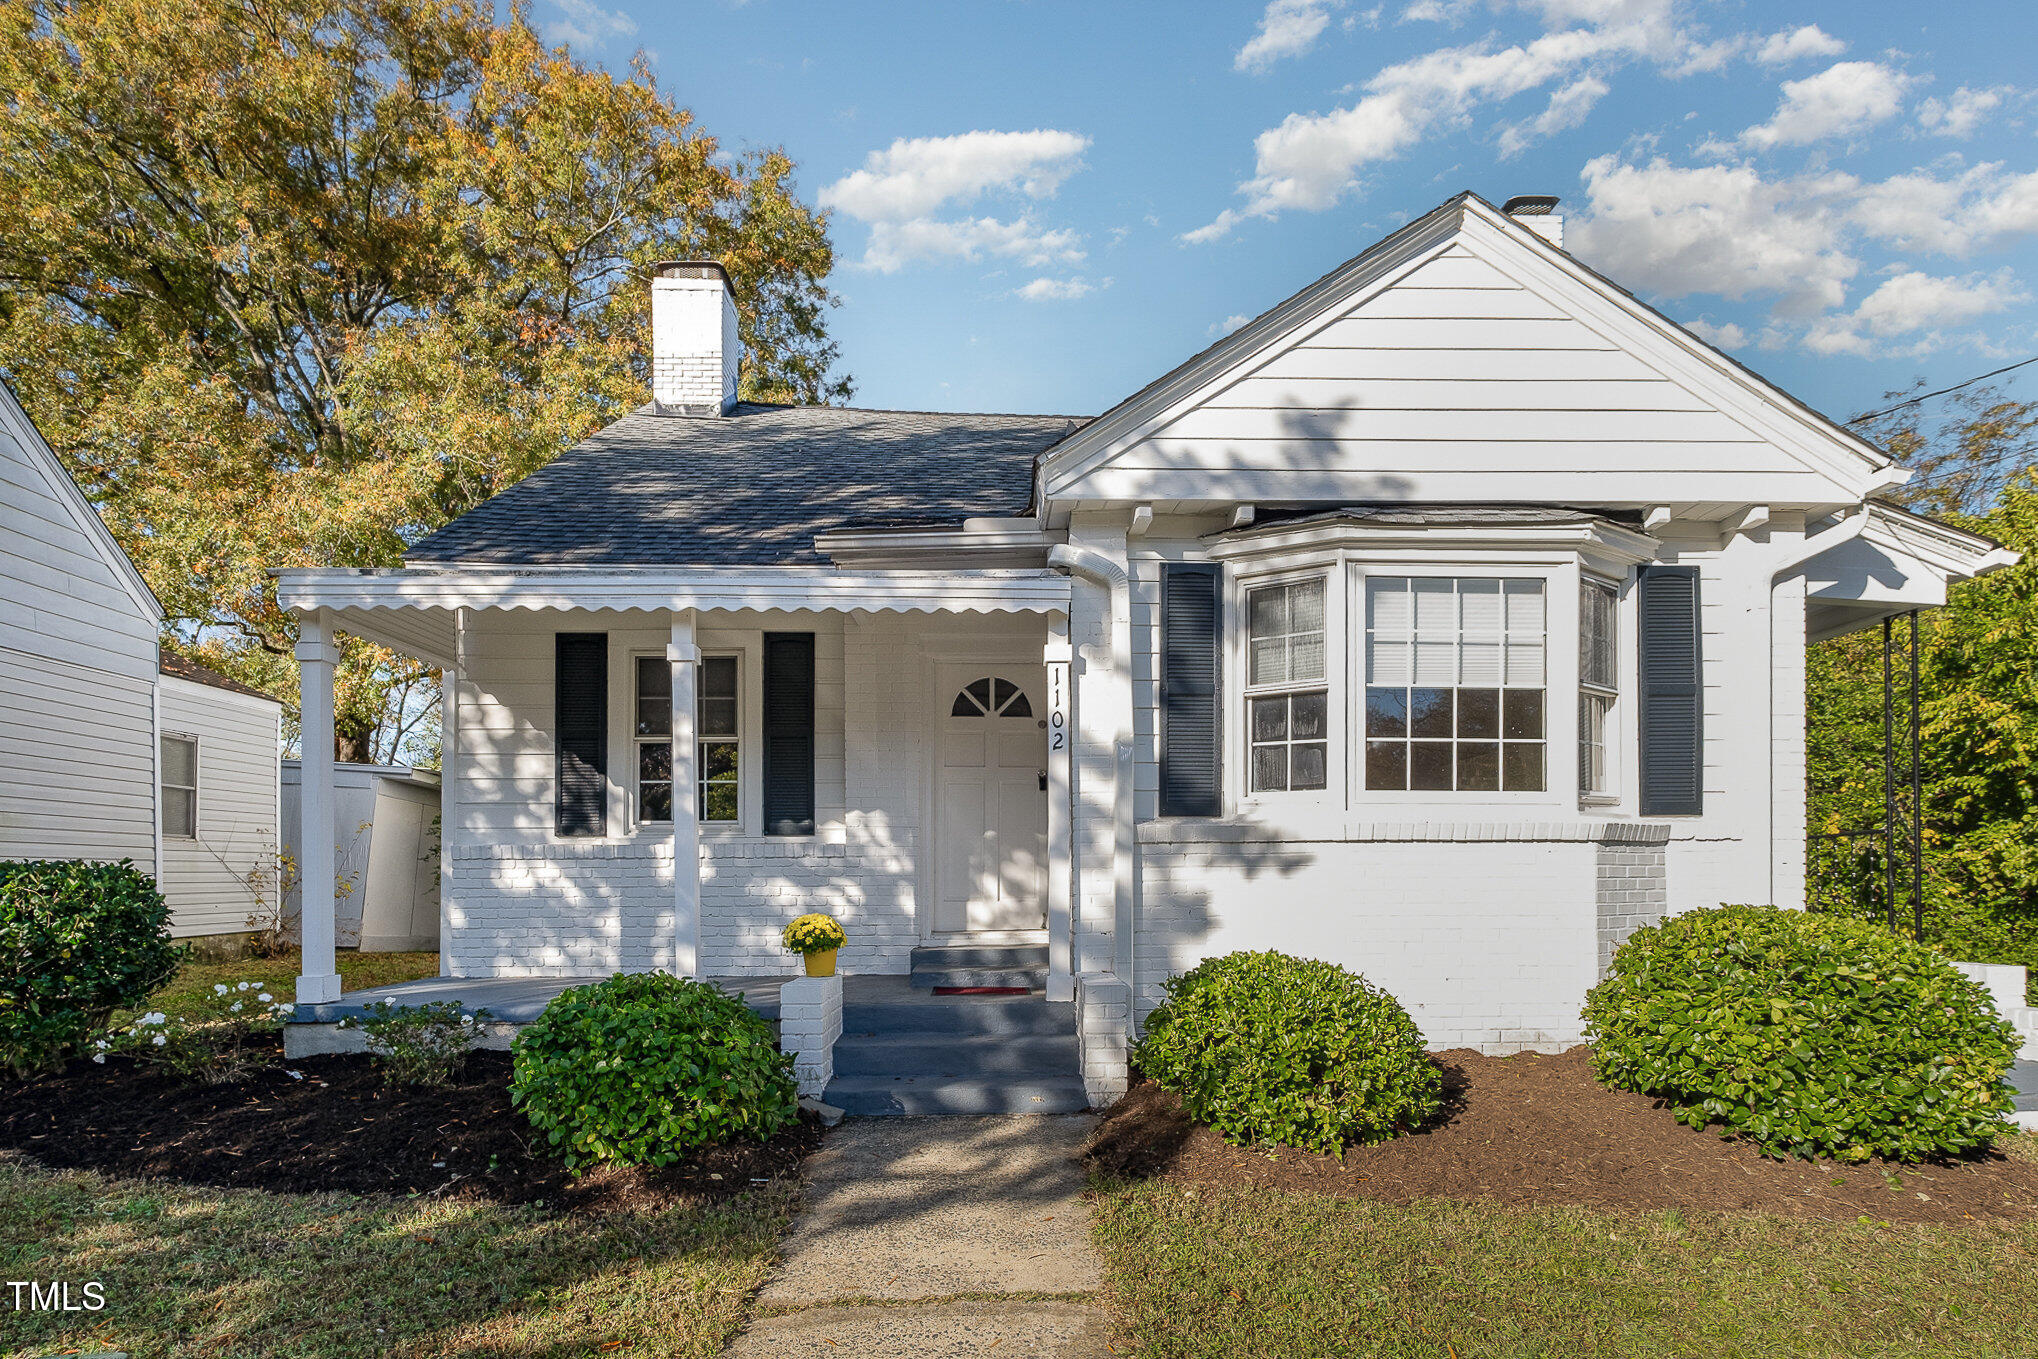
[339,999,489,1087]
[96,980,293,1084]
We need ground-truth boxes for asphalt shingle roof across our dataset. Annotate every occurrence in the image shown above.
[406,403,1086,567]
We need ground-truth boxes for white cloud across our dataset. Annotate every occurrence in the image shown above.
[1754,25,1844,66]
[1683,317,1748,349]
[1496,74,1608,157]
[820,130,1091,272]
[1917,86,2012,139]
[1741,60,1913,149]
[1568,155,1862,315]
[1400,0,1477,24]
[1803,270,2028,356]
[540,0,637,49]
[1186,0,1722,241]
[1209,313,1255,337]
[1851,161,2038,256]
[1016,276,1096,302]
[1236,0,1343,74]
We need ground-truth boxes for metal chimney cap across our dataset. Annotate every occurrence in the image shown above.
[652,259,733,289]
[1502,195,1560,216]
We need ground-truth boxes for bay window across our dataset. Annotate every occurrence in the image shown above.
[1362,577,1546,793]
[1579,579,1618,797]
[635,654,740,825]
[1245,577,1328,792]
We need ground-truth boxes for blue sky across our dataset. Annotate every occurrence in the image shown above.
[544,0,2038,424]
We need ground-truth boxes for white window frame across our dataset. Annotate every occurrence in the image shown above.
[630,649,744,832]
[161,732,199,839]
[1578,575,1621,804]
[1227,558,1349,811]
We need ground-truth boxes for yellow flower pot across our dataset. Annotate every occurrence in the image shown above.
[804,948,839,978]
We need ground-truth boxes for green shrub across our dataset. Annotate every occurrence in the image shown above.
[1,859,183,1077]
[340,999,490,1088]
[1583,905,2019,1162]
[1132,951,1442,1154]
[509,972,797,1171]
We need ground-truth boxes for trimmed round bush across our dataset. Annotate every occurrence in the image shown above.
[510,972,797,1171]
[1583,905,2018,1163]
[1132,951,1442,1154]
[1,859,182,1078]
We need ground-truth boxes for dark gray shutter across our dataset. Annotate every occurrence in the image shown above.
[1160,563,1223,817]
[1637,566,1702,816]
[762,632,816,836]
[554,632,607,837]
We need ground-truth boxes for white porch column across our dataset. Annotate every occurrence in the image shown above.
[294,610,342,1004]
[669,611,702,978]
[1044,618,1075,1002]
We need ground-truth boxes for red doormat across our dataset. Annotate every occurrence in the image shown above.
[932,986,1031,996]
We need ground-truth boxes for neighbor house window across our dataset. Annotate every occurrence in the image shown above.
[1245,577,1328,792]
[1579,579,1619,797]
[635,655,740,825]
[161,734,197,838]
[1364,577,1546,792]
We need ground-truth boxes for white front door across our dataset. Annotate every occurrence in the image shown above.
[934,669,1049,934]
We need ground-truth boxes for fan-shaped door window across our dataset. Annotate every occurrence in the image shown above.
[950,677,1032,718]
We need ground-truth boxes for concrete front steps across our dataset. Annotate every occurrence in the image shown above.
[906,942,1049,991]
[823,974,1088,1116]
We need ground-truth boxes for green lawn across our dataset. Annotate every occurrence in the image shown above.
[0,1157,792,1359]
[146,949,441,1017]
[1092,1177,2038,1359]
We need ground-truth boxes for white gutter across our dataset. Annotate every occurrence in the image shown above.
[1046,544,1136,995]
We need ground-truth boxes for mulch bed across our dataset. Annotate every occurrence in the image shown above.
[0,1042,822,1214]
[1085,1046,2038,1225]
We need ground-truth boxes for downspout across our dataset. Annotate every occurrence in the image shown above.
[1046,544,1136,998]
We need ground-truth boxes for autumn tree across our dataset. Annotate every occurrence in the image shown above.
[0,0,849,759]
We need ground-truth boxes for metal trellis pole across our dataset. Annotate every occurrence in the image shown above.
[1883,616,1896,933]
[1910,609,1923,940]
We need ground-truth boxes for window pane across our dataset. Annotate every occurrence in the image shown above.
[1366,740,1407,790]
[1581,582,1617,690]
[1503,689,1545,740]
[164,786,196,838]
[1368,638,1412,686]
[1414,640,1457,685]
[703,655,738,699]
[700,696,738,737]
[1291,742,1327,790]
[1251,696,1288,743]
[1366,687,1408,738]
[641,782,673,822]
[1460,579,1502,636]
[993,679,1016,710]
[1458,742,1500,791]
[1252,745,1289,792]
[1410,688,1453,739]
[1413,578,1456,633]
[1249,637,1288,687]
[639,741,671,782]
[636,658,672,738]
[700,740,738,781]
[1410,741,1453,791]
[1458,688,1499,739]
[1504,579,1545,630]
[1506,641,1545,686]
[1003,690,1033,717]
[1289,579,1325,633]
[1580,693,1611,794]
[966,677,994,710]
[1289,691,1326,741]
[952,689,982,716]
[701,782,739,822]
[1460,639,1502,685]
[161,736,196,788]
[1248,585,1288,638]
[1503,742,1545,792]
[1289,632,1326,683]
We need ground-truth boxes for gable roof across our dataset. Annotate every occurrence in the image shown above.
[160,652,283,705]
[407,403,1083,568]
[1036,192,1908,509]
[0,377,162,622]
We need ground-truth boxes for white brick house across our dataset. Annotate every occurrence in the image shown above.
[277,194,2012,1104]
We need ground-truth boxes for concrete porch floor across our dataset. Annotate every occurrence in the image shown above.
[288,974,793,1025]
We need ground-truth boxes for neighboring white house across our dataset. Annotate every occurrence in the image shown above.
[276,194,2015,1106]
[159,654,285,944]
[281,759,441,952]
[2,377,286,947]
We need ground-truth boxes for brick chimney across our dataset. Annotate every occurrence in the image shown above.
[650,261,738,416]
[1502,194,1563,248]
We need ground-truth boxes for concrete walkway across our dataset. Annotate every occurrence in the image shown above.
[724,1116,1110,1357]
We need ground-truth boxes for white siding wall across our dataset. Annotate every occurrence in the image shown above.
[158,676,283,938]
[0,389,160,869]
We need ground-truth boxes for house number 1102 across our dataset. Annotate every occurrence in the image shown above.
[1047,662,1068,752]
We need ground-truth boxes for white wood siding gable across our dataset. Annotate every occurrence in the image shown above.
[0,382,164,867]
[1039,194,1905,513]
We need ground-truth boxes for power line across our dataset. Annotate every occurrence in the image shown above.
[1853,355,2038,423]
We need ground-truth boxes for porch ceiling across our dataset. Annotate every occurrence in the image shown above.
[274,566,1074,664]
